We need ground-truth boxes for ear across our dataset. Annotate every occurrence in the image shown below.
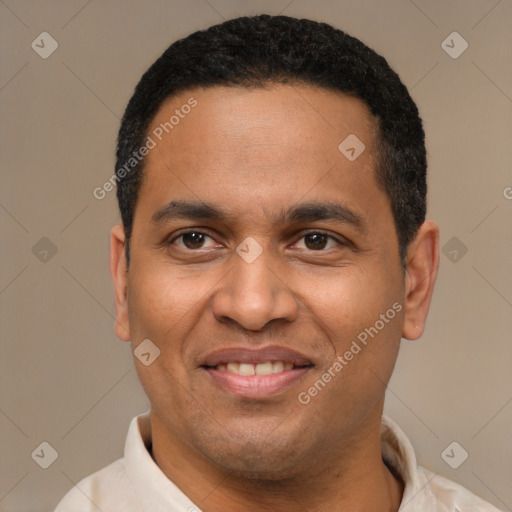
[402,220,440,340]
[110,224,131,342]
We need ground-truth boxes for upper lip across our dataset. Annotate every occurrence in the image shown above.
[202,345,315,367]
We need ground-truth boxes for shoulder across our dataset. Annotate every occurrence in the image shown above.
[418,465,504,512]
[53,457,143,512]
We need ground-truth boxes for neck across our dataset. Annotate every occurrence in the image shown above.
[149,411,404,512]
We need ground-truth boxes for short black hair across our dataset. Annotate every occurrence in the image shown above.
[116,14,426,269]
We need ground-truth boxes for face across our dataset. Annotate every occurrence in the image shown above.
[111,84,438,480]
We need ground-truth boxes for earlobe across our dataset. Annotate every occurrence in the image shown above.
[401,221,440,341]
[110,224,131,342]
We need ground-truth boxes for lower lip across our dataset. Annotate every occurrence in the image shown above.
[203,367,311,399]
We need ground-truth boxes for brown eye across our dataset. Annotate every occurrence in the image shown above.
[295,231,345,251]
[304,233,329,250]
[170,230,216,250]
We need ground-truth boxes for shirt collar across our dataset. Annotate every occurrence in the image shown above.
[125,411,201,511]
[381,414,434,510]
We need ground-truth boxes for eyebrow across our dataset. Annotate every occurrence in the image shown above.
[151,199,366,233]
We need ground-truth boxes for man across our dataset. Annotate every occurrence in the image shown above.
[55,14,502,512]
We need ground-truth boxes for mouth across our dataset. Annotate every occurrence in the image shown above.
[200,346,315,399]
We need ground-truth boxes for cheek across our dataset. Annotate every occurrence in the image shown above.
[127,276,167,340]
[126,264,218,373]
[304,265,403,381]
[127,264,194,331]
[126,269,195,409]
[303,266,394,328]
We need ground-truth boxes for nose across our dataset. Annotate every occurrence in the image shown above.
[211,246,298,332]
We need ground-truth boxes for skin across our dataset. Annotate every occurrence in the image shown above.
[110,84,439,511]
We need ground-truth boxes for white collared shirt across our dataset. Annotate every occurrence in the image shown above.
[54,412,503,511]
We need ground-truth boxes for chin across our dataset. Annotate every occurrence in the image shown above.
[209,451,306,482]
[193,427,311,481]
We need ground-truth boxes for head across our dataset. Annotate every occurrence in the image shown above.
[110,15,439,482]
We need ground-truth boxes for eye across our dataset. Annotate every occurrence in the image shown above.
[170,230,218,250]
[293,231,346,251]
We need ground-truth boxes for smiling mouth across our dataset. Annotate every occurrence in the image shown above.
[203,360,313,376]
[201,360,314,399]
[200,346,315,398]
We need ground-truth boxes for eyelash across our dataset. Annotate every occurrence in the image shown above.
[168,229,348,252]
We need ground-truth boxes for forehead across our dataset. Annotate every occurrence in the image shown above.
[147,84,377,157]
[136,84,389,232]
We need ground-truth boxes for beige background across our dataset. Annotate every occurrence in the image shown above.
[1,0,511,510]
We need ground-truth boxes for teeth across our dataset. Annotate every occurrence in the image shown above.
[227,362,239,374]
[272,361,284,373]
[216,360,299,376]
[255,362,273,376]
[239,363,255,376]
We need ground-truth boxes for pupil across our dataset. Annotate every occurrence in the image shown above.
[184,232,204,249]
[306,233,327,250]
